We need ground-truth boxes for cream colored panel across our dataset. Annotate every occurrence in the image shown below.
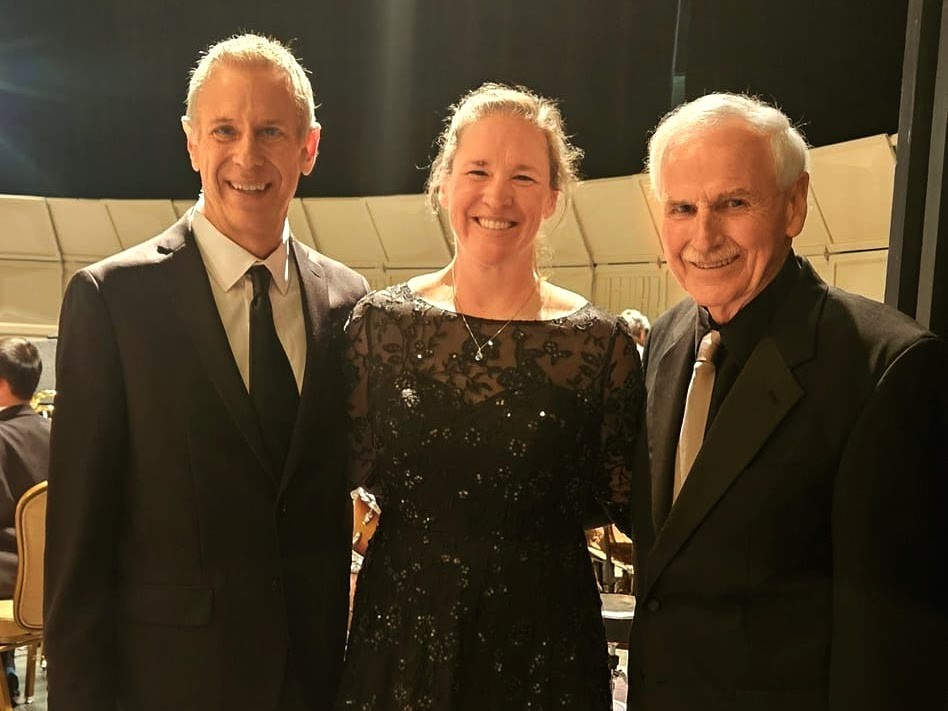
[663,267,689,313]
[808,135,895,252]
[804,253,834,286]
[0,260,63,326]
[302,198,386,267]
[574,176,661,264]
[46,198,122,261]
[592,264,664,317]
[0,322,58,337]
[172,199,196,218]
[354,268,388,292]
[792,187,832,257]
[105,200,179,249]
[383,267,437,286]
[287,199,316,249]
[366,194,450,268]
[829,250,888,303]
[0,195,59,261]
[545,266,594,300]
[544,203,591,267]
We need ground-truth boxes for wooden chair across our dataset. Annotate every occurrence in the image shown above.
[0,481,47,709]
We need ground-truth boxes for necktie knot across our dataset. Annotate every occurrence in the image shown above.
[697,329,721,364]
[249,265,272,301]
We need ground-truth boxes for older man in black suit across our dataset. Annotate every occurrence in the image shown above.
[627,93,948,711]
[0,337,49,700]
[44,34,368,711]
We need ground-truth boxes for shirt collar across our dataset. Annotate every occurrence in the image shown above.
[189,196,292,294]
[696,251,800,365]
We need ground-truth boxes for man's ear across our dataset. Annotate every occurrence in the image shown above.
[181,117,200,172]
[301,123,321,176]
[786,171,809,239]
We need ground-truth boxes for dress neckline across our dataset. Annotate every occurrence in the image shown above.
[399,283,593,324]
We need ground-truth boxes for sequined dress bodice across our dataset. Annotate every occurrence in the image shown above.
[335,284,644,711]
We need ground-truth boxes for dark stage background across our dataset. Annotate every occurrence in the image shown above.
[0,0,909,200]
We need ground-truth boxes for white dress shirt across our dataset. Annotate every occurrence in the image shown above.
[189,200,306,393]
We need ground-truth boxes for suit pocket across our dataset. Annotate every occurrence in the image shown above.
[119,583,213,626]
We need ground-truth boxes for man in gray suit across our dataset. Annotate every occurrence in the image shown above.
[45,34,367,710]
[628,93,948,710]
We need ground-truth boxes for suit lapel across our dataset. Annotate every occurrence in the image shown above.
[646,307,696,531]
[279,240,328,495]
[643,258,827,598]
[645,338,803,596]
[164,221,274,484]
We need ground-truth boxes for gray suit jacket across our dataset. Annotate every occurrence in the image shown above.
[628,257,948,711]
[45,216,368,711]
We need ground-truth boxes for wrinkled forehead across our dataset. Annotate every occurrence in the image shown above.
[661,122,777,195]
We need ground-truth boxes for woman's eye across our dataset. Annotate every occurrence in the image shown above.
[211,125,235,139]
[261,127,282,138]
[513,174,537,183]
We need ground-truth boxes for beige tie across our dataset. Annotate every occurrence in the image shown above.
[673,330,721,502]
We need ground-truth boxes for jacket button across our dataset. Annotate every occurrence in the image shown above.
[279,502,287,515]
[271,577,281,591]
[646,598,660,612]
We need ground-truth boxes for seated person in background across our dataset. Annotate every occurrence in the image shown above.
[0,338,49,701]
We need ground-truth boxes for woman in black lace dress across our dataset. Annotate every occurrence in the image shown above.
[335,83,644,711]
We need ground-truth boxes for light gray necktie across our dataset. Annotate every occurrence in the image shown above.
[673,330,721,502]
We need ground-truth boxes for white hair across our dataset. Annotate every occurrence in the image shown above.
[647,93,809,197]
[184,33,316,135]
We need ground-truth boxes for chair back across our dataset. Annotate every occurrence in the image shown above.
[13,481,47,631]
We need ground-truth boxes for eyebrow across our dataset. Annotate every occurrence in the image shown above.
[460,159,542,173]
[664,188,755,205]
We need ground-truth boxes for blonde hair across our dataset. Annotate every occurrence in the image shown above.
[425,82,583,212]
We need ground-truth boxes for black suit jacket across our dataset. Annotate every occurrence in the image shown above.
[628,257,948,711]
[44,216,368,711]
[0,403,49,598]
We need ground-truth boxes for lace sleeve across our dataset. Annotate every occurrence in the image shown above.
[596,317,646,536]
[344,298,376,489]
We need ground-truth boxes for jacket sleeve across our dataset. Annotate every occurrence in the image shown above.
[829,335,948,709]
[44,269,126,709]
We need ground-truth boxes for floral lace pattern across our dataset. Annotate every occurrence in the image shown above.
[335,284,644,710]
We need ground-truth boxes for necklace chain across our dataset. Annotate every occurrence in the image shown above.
[452,265,539,363]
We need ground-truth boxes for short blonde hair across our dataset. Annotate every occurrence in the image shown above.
[425,82,583,212]
[185,33,316,135]
[648,93,809,197]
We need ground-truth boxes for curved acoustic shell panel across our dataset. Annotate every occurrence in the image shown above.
[104,199,178,249]
[574,176,661,265]
[808,135,895,253]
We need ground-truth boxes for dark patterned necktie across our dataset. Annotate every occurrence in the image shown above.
[248,265,299,474]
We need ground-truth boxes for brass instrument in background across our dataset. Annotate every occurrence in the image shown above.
[30,389,55,418]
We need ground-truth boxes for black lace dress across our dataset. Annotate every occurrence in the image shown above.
[335,284,644,711]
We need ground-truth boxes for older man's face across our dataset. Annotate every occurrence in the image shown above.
[658,121,808,323]
[183,62,318,257]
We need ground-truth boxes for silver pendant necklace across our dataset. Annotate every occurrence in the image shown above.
[452,264,539,363]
